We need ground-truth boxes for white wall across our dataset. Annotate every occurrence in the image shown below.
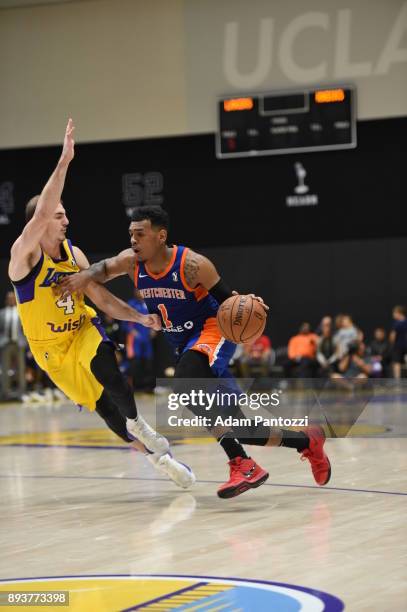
[1,0,406,147]
[184,0,407,132]
[0,0,187,147]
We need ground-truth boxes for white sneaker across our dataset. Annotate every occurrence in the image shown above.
[43,388,54,404]
[126,415,169,455]
[52,388,66,402]
[147,452,196,489]
[30,391,48,402]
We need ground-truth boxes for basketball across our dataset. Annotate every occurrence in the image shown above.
[216,294,267,343]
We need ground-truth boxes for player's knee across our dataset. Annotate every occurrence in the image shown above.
[175,350,213,379]
[90,342,118,383]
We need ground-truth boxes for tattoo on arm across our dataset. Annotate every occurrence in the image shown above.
[184,253,200,288]
[88,259,109,283]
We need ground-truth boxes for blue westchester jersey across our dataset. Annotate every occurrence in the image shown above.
[134,245,236,375]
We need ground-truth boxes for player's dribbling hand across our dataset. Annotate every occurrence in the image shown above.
[59,118,75,166]
[232,290,269,311]
[59,270,91,297]
[144,314,162,331]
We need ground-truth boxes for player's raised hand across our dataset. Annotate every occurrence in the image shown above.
[59,270,91,297]
[59,118,75,166]
[232,290,269,311]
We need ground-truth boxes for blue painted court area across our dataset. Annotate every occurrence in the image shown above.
[171,585,302,611]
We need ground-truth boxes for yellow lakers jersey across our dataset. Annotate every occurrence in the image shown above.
[12,239,96,344]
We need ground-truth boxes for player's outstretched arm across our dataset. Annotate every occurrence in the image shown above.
[58,248,135,297]
[68,246,160,329]
[183,249,269,310]
[85,281,161,329]
[9,119,75,280]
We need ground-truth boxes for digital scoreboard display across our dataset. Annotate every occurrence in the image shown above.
[216,86,356,158]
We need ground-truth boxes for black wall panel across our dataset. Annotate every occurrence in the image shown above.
[1,117,405,347]
[0,117,406,256]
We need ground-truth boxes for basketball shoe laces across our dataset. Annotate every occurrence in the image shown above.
[230,457,256,480]
[300,446,328,483]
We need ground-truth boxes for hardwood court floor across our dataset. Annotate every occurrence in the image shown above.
[0,395,406,611]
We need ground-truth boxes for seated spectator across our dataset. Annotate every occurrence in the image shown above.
[240,334,274,380]
[368,327,391,376]
[356,328,364,342]
[333,314,358,358]
[0,291,26,399]
[334,313,344,332]
[316,316,336,376]
[285,322,318,378]
[315,315,332,335]
[390,305,407,379]
[331,340,381,381]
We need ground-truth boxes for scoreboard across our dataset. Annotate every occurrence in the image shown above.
[216,86,356,159]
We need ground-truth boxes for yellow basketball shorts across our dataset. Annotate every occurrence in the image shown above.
[29,317,108,411]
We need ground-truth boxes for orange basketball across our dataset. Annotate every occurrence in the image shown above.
[216,294,267,343]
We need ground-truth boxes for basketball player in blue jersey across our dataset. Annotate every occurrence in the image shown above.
[61,205,331,498]
[8,120,195,490]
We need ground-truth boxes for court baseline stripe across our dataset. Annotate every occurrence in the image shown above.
[0,473,405,496]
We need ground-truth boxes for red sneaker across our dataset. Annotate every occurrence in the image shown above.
[217,457,269,499]
[300,426,331,486]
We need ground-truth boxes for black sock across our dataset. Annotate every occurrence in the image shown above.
[279,429,309,452]
[218,435,248,460]
[236,436,268,447]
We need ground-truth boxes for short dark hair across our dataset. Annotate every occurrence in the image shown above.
[25,195,40,222]
[131,205,169,231]
[25,196,64,223]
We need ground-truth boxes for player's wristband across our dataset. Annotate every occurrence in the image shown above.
[208,278,233,304]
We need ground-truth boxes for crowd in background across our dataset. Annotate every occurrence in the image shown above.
[233,308,407,384]
[1,287,406,402]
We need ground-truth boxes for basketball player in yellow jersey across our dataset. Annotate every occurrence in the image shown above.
[8,119,195,490]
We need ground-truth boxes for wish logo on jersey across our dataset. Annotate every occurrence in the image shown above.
[39,268,75,287]
[47,313,86,333]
